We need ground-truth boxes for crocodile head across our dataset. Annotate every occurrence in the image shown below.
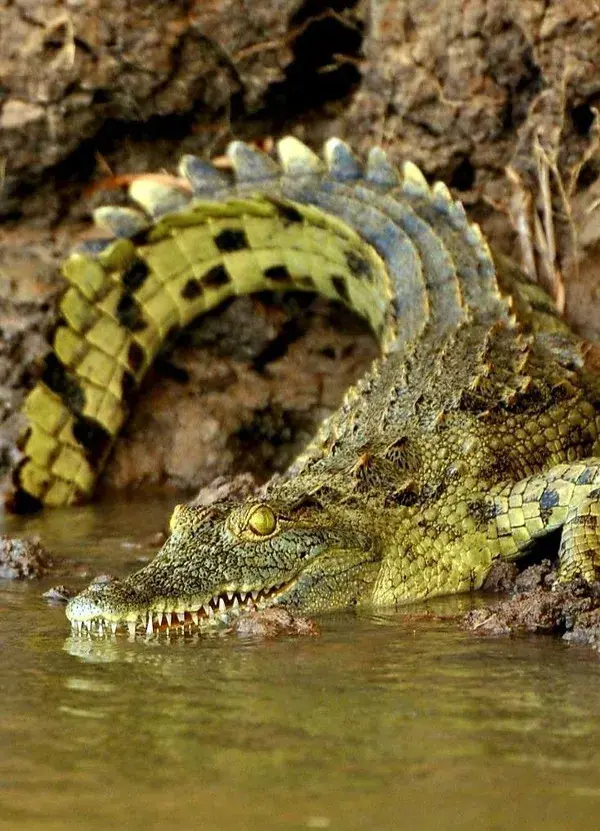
[66,496,381,636]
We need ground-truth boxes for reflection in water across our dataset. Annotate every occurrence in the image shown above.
[2,499,600,830]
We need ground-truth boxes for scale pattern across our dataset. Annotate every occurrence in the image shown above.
[8,136,600,632]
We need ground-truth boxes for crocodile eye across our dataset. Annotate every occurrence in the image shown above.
[247,504,277,536]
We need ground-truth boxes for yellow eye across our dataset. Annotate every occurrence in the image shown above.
[247,504,277,536]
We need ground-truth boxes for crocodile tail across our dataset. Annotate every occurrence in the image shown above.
[10,138,411,510]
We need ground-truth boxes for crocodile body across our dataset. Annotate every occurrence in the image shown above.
[10,137,599,635]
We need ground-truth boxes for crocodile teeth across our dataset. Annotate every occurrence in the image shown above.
[227,591,234,600]
[127,621,136,637]
[251,590,260,601]
[146,615,153,635]
[207,606,214,618]
[165,612,172,626]
[202,603,211,616]
[218,598,226,612]
[111,622,118,634]
[232,597,239,609]
[239,592,247,602]
[176,612,185,623]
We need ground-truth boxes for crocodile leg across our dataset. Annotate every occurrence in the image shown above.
[492,459,600,577]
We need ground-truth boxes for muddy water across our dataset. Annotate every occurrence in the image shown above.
[2,498,600,831]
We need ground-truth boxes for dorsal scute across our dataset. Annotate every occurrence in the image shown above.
[128,178,191,219]
[401,161,430,198]
[93,206,149,239]
[431,181,454,210]
[226,140,280,183]
[277,136,324,176]
[366,147,400,188]
[178,154,230,196]
[323,138,363,181]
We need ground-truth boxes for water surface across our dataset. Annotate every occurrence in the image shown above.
[2,498,600,830]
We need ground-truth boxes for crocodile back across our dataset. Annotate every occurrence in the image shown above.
[9,138,595,510]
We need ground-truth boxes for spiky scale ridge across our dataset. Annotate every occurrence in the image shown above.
[227,140,280,182]
[431,181,454,211]
[365,147,400,188]
[324,137,363,181]
[277,136,323,175]
[12,134,593,515]
[401,160,430,197]
[129,179,191,218]
[93,206,149,238]
[178,154,230,195]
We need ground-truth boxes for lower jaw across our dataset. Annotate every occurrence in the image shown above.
[70,595,288,638]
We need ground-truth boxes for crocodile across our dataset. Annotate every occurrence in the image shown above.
[9,137,599,636]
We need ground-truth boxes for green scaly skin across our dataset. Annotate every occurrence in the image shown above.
[10,137,599,635]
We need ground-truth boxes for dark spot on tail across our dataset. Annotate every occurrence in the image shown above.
[297,275,315,289]
[331,275,349,302]
[131,228,152,247]
[214,228,249,252]
[127,341,145,374]
[16,427,31,453]
[72,415,112,465]
[346,251,372,281]
[6,477,43,514]
[121,258,149,292]
[265,265,291,282]
[181,278,203,300]
[116,293,147,332]
[42,353,85,413]
[276,202,304,224]
[202,264,231,288]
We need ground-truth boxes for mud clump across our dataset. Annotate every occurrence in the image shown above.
[230,607,319,638]
[0,535,52,579]
[465,559,600,650]
[43,584,76,603]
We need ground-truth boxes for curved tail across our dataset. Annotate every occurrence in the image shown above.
[10,138,407,509]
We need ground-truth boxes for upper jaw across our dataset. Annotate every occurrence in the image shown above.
[65,576,296,637]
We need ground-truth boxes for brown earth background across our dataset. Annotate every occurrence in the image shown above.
[1,0,599,498]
